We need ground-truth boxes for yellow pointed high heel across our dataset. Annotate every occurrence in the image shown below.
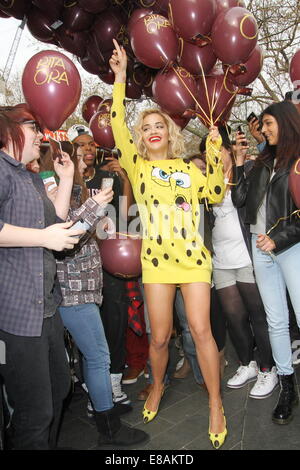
[142,387,165,424]
[208,407,227,449]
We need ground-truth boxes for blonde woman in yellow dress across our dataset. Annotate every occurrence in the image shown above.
[109,39,227,449]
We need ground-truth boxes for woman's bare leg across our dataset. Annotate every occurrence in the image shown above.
[180,282,225,433]
[143,283,176,411]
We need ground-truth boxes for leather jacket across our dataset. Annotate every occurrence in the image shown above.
[231,157,300,254]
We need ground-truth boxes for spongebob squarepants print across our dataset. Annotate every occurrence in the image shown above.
[151,167,192,212]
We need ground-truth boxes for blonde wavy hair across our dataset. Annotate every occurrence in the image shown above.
[134,109,186,160]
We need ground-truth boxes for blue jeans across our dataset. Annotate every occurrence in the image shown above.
[175,290,204,384]
[251,236,300,375]
[59,303,113,412]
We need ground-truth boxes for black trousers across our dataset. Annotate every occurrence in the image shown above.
[0,313,71,450]
[100,271,129,374]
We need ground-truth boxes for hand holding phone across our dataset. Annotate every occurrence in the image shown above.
[236,125,248,147]
[101,177,114,190]
[49,137,63,164]
[247,112,258,123]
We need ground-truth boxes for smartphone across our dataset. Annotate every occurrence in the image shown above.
[237,125,248,147]
[246,112,258,122]
[49,136,63,164]
[101,177,114,189]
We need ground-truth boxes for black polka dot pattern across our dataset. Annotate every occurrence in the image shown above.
[181,228,187,239]
[133,154,137,164]
[140,182,145,194]
[152,258,159,267]
[197,260,202,265]
[147,248,151,255]
[150,214,154,224]
[157,235,162,245]
[209,164,214,174]
[112,111,116,118]
[153,199,159,207]
[164,253,169,260]
[214,185,221,194]
[186,250,192,257]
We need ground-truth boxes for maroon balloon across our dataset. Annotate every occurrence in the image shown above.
[227,44,263,86]
[126,75,143,99]
[89,111,115,149]
[56,28,88,58]
[152,0,170,15]
[170,114,190,129]
[289,49,300,88]
[215,0,245,15]
[153,66,197,115]
[97,98,113,114]
[289,159,300,209]
[0,0,29,19]
[82,95,103,123]
[130,14,178,69]
[196,70,236,126]
[98,234,142,278]
[127,8,153,36]
[212,7,258,65]
[169,0,216,41]
[98,67,115,85]
[79,55,102,75]
[27,8,55,43]
[32,0,64,21]
[63,3,94,33]
[78,0,109,14]
[22,50,82,131]
[93,9,125,53]
[178,41,217,76]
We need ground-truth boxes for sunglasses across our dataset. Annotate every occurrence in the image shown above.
[22,120,43,134]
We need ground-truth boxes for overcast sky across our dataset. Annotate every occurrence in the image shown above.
[0,17,42,74]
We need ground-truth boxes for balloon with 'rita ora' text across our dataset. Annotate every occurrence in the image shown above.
[196,69,237,126]
[89,111,115,149]
[82,95,103,123]
[153,66,197,115]
[130,13,179,69]
[226,44,263,87]
[211,7,258,65]
[22,50,81,131]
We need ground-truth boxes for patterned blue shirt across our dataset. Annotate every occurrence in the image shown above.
[0,151,61,336]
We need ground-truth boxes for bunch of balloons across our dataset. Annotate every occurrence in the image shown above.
[5,0,266,131]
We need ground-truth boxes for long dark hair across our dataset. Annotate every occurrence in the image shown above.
[257,101,300,169]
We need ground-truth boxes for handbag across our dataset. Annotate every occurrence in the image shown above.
[289,158,300,208]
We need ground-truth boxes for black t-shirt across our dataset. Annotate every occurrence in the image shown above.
[85,168,123,231]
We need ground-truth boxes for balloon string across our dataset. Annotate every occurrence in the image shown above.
[210,67,235,118]
[197,59,213,126]
[168,3,174,28]
[178,38,184,62]
[115,231,141,239]
[171,66,212,127]
[214,90,238,125]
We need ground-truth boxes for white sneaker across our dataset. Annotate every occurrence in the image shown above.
[227,361,258,389]
[249,367,279,399]
[111,373,131,405]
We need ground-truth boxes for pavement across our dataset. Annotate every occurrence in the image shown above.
[57,338,300,452]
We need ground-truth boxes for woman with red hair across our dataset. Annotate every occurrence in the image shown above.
[0,104,83,449]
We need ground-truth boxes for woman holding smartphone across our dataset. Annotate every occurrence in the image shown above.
[0,104,83,449]
[232,100,300,425]
[51,142,148,448]
[110,40,227,449]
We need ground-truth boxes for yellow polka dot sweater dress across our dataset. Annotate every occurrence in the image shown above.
[111,82,225,284]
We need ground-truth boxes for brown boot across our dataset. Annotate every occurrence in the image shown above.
[173,357,191,379]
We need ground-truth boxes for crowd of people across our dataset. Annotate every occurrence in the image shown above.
[0,40,300,450]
